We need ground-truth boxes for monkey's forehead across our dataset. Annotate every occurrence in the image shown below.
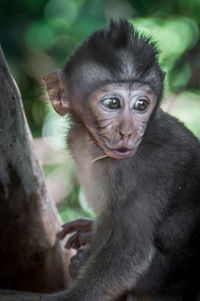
[88,82,155,96]
[66,60,160,99]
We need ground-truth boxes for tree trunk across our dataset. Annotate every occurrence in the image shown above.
[0,46,72,293]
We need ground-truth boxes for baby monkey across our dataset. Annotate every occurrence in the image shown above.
[43,21,200,301]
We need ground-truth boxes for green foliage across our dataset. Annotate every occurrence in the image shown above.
[131,17,199,92]
[58,185,94,223]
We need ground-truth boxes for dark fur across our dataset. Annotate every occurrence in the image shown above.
[64,20,163,103]
[44,21,200,301]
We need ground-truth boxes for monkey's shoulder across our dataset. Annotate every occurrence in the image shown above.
[159,109,199,144]
[140,110,200,194]
[146,109,200,157]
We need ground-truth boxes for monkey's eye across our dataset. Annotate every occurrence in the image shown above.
[134,98,149,111]
[102,98,121,110]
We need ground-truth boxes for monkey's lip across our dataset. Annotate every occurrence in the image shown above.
[109,147,134,157]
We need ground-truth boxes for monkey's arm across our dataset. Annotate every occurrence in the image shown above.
[42,222,154,301]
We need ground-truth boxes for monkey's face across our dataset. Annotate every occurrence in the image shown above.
[87,83,157,160]
[43,72,158,160]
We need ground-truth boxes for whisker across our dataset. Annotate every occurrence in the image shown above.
[91,155,108,164]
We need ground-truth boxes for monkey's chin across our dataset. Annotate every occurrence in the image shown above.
[104,147,136,160]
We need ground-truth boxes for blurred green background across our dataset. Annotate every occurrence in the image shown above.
[1,0,200,222]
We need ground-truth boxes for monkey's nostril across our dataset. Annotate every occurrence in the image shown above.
[119,131,132,138]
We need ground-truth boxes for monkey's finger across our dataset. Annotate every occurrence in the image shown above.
[57,218,94,239]
[65,232,80,249]
[78,232,93,246]
[65,231,93,249]
[70,249,86,264]
[69,249,88,279]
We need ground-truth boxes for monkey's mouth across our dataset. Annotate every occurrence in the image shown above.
[112,147,132,156]
[106,147,135,159]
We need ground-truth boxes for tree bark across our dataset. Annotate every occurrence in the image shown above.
[0,45,72,293]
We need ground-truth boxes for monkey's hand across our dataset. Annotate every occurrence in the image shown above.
[69,247,90,279]
[57,219,93,279]
[57,218,94,249]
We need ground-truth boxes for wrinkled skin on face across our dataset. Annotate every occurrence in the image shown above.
[84,83,157,160]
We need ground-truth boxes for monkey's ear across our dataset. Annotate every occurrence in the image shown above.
[161,70,166,81]
[42,70,70,116]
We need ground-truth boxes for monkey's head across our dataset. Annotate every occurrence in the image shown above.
[43,20,165,160]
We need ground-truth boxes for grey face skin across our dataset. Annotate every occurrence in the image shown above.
[42,21,200,301]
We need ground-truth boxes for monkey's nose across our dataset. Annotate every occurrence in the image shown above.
[119,130,133,138]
